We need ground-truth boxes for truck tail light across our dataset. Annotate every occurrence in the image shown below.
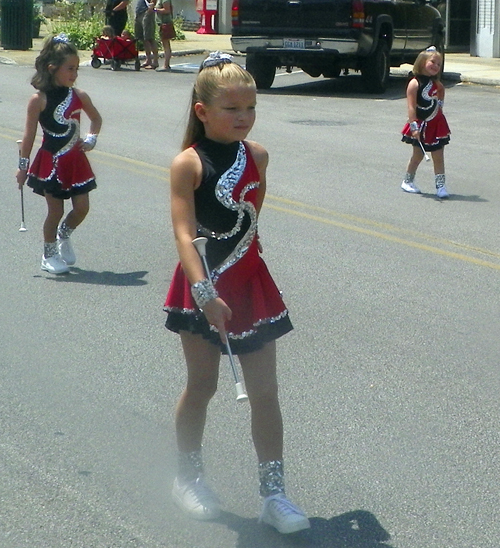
[232,0,240,27]
[352,0,365,28]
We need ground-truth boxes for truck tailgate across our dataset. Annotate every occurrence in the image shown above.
[234,0,352,36]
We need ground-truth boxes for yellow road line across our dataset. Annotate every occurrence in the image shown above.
[2,129,499,269]
[265,203,500,271]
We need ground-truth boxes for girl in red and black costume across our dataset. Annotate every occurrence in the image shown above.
[16,34,102,274]
[164,52,309,535]
[401,46,451,198]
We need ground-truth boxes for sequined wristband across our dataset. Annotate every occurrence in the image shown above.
[18,157,30,170]
[191,279,218,309]
[409,121,419,132]
[83,133,98,150]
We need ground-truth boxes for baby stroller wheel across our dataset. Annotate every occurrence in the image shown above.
[91,56,102,69]
[110,59,121,71]
[135,58,140,71]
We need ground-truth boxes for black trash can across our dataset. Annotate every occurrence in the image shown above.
[1,0,34,50]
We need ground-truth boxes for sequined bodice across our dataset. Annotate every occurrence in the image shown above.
[40,87,81,156]
[416,75,439,122]
[193,138,260,279]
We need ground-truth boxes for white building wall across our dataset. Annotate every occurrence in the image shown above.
[472,0,500,56]
[171,0,199,22]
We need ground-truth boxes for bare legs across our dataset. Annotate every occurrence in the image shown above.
[175,332,282,461]
[173,333,309,531]
[239,341,283,462]
[175,331,221,453]
[160,38,171,70]
[406,144,424,176]
[144,38,159,68]
[43,192,89,242]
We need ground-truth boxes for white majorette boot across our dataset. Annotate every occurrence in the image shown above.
[41,241,69,274]
[435,173,449,198]
[171,449,221,520]
[401,172,421,194]
[57,222,76,266]
[258,460,310,534]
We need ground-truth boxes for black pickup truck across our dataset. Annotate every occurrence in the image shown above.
[231,0,445,92]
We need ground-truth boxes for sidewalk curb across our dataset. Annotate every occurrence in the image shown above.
[2,47,499,87]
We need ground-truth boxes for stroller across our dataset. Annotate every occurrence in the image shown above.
[91,37,140,71]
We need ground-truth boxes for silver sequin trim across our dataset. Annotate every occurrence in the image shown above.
[419,80,439,122]
[259,459,285,497]
[178,449,204,481]
[164,306,289,340]
[44,88,81,160]
[197,142,259,283]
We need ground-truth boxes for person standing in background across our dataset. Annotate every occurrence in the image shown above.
[155,0,175,72]
[105,0,130,37]
[135,0,159,69]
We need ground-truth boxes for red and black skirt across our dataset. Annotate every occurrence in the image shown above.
[164,238,293,355]
[402,110,451,152]
[27,146,96,199]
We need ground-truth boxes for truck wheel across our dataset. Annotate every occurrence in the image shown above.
[361,41,389,93]
[246,54,276,90]
[323,66,341,79]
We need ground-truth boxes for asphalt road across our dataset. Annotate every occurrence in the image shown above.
[1,57,499,548]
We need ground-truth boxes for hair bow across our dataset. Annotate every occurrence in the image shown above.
[202,51,233,69]
[53,33,70,44]
[426,46,437,52]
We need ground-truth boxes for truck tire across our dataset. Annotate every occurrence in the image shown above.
[246,54,276,90]
[361,41,389,93]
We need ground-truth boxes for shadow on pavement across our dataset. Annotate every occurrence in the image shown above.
[38,267,148,286]
[217,509,392,548]
[418,192,489,202]
[262,72,461,100]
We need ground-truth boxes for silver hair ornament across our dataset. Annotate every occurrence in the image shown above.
[202,51,233,69]
[53,33,70,44]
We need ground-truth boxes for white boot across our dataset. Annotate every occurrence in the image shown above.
[41,242,69,274]
[401,172,421,193]
[435,173,449,198]
[57,222,76,265]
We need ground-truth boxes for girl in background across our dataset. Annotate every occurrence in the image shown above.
[16,34,102,274]
[401,47,451,198]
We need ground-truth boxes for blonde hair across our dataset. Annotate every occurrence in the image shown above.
[182,61,256,150]
[412,47,443,80]
[31,35,78,91]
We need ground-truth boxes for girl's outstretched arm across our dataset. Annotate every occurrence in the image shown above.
[16,92,44,188]
[75,89,102,151]
[170,149,232,338]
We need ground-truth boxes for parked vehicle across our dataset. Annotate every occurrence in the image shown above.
[231,0,445,92]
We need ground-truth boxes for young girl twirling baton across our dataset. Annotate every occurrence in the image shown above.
[401,46,451,198]
[16,34,102,274]
[163,52,310,534]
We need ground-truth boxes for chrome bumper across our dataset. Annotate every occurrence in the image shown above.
[230,36,359,55]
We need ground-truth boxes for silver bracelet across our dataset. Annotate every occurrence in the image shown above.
[191,278,218,309]
[18,157,30,170]
[409,121,419,132]
[83,133,98,150]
